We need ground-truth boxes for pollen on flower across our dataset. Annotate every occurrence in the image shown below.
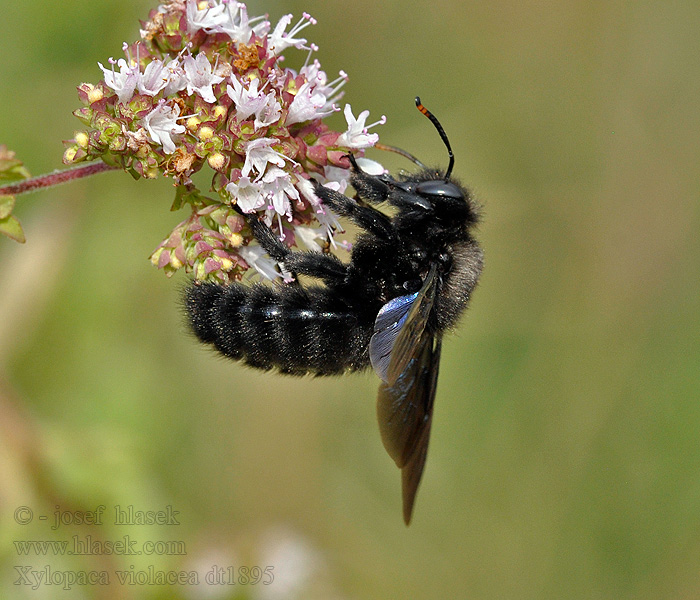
[199,126,214,140]
[63,147,78,163]
[168,147,196,175]
[219,257,234,271]
[139,11,164,42]
[186,116,201,131]
[233,44,260,72]
[75,131,90,149]
[171,97,187,116]
[87,86,104,104]
[228,232,244,247]
[71,0,385,283]
[207,152,225,170]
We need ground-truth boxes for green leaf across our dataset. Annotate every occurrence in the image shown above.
[0,145,30,183]
[0,195,15,219]
[0,214,26,243]
[171,185,189,211]
[171,185,214,212]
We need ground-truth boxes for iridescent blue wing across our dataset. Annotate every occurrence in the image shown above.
[369,291,419,383]
[370,265,441,524]
[369,265,437,383]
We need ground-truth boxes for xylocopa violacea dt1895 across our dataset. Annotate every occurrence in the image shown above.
[185,98,483,524]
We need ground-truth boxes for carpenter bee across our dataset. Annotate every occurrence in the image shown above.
[185,98,483,524]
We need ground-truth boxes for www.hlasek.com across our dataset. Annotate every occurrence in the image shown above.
[15,535,186,556]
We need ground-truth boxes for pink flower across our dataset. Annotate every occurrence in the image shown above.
[72,2,386,283]
[137,59,169,96]
[254,92,282,130]
[217,2,270,42]
[238,244,281,280]
[286,81,335,126]
[183,53,225,104]
[337,104,386,149]
[241,138,291,180]
[267,12,316,54]
[186,0,227,34]
[227,77,266,121]
[260,167,299,218]
[98,58,139,103]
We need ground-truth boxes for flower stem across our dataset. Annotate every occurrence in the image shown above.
[0,161,118,197]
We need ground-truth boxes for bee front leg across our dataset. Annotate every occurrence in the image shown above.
[243,211,348,284]
[312,181,397,241]
[345,153,392,205]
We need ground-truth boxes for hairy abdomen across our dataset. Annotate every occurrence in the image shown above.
[185,282,372,376]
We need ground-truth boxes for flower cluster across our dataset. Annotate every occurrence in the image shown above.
[64,0,385,282]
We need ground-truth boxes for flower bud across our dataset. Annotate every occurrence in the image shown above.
[75,132,90,149]
[207,152,225,170]
[87,87,104,104]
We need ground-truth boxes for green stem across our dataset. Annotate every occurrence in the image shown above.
[0,161,118,197]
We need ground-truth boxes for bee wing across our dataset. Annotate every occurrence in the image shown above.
[378,334,442,524]
[370,265,441,524]
[369,265,437,384]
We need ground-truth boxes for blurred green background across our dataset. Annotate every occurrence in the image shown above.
[1,0,700,598]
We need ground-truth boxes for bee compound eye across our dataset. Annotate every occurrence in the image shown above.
[416,179,464,200]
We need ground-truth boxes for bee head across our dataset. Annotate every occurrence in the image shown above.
[394,169,477,226]
[387,98,479,226]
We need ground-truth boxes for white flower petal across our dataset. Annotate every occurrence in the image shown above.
[337,104,385,149]
[226,176,265,213]
[99,58,139,104]
[238,245,281,280]
[183,53,225,104]
[242,138,290,180]
[355,157,387,176]
[137,59,169,96]
[254,92,282,130]
[186,0,227,33]
[285,81,333,126]
[141,102,185,154]
[261,167,299,218]
[294,225,325,252]
[268,13,316,54]
[227,77,266,121]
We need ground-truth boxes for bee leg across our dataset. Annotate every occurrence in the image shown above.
[312,181,396,240]
[246,212,348,284]
[345,154,392,204]
[245,212,289,262]
[284,250,348,282]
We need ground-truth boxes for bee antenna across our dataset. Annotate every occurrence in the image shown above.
[374,142,428,170]
[415,97,454,180]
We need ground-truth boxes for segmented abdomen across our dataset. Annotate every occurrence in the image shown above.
[185,282,373,376]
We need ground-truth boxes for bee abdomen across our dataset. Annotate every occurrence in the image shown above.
[185,282,372,376]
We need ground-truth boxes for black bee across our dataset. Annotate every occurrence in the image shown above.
[185,98,483,524]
